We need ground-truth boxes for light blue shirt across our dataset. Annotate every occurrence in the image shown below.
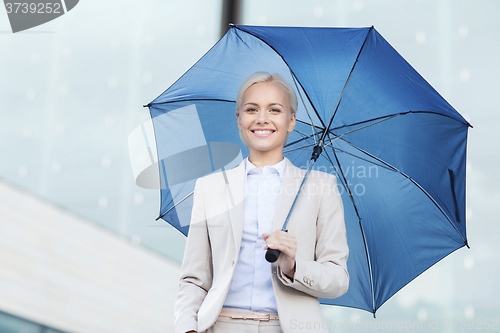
[223,157,286,313]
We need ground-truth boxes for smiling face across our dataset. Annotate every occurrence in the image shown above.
[237,81,296,166]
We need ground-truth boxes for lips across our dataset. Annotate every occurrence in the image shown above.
[251,129,275,137]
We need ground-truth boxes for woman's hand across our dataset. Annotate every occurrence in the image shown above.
[262,230,296,277]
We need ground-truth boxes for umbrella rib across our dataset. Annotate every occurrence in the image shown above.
[292,129,315,140]
[283,143,315,154]
[285,119,325,154]
[323,142,397,173]
[284,136,310,149]
[285,117,329,151]
[296,118,324,131]
[331,110,471,132]
[327,114,399,144]
[283,129,316,148]
[406,178,468,246]
[296,119,311,126]
[145,98,235,107]
[322,136,377,315]
[319,26,374,144]
[322,144,357,215]
[156,191,194,221]
[332,114,398,132]
[290,69,320,144]
[339,138,469,247]
[284,130,318,149]
[319,145,350,197]
[338,138,401,172]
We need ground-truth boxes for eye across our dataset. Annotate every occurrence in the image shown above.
[269,108,281,113]
[245,107,258,113]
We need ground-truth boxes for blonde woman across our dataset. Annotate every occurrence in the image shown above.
[175,72,349,333]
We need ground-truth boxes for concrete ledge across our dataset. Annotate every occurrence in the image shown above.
[0,181,180,333]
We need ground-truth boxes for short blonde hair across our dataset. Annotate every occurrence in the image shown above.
[235,72,298,146]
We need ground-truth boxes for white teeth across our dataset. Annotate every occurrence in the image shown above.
[254,130,273,134]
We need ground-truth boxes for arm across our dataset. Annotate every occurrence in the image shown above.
[276,174,349,299]
[174,179,213,333]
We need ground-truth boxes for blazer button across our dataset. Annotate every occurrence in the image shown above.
[303,277,307,283]
[310,280,314,287]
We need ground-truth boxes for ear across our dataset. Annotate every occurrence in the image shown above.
[288,113,296,133]
[236,112,242,130]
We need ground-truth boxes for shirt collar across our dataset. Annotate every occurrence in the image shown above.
[245,157,286,181]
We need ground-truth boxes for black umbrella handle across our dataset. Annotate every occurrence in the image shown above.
[265,248,281,263]
[265,229,288,263]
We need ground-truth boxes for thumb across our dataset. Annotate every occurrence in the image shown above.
[262,233,269,240]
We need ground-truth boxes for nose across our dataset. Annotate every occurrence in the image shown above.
[256,110,269,124]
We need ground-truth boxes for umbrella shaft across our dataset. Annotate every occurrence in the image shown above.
[281,149,320,231]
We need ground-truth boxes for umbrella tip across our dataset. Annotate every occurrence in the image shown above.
[372,310,376,318]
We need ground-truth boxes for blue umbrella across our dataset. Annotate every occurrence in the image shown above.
[146,25,470,315]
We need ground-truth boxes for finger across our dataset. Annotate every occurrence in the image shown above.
[264,233,296,254]
[266,230,291,243]
[267,242,296,256]
[266,234,296,248]
[273,230,296,242]
[267,234,296,248]
[262,243,273,250]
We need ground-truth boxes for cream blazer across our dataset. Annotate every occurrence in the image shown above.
[174,158,349,333]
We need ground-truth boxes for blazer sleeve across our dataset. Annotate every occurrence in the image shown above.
[277,174,349,299]
[174,179,214,333]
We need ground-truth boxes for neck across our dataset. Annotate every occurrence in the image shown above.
[248,149,284,168]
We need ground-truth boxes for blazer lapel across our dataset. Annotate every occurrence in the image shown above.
[223,161,246,252]
[272,158,305,231]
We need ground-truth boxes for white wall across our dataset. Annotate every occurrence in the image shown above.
[0,180,180,333]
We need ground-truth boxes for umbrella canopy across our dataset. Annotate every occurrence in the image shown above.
[146,25,470,315]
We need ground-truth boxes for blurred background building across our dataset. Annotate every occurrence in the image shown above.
[0,0,499,332]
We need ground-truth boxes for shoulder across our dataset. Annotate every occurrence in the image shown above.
[196,160,245,186]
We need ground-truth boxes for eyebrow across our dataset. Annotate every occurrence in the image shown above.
[243,103,284,107]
